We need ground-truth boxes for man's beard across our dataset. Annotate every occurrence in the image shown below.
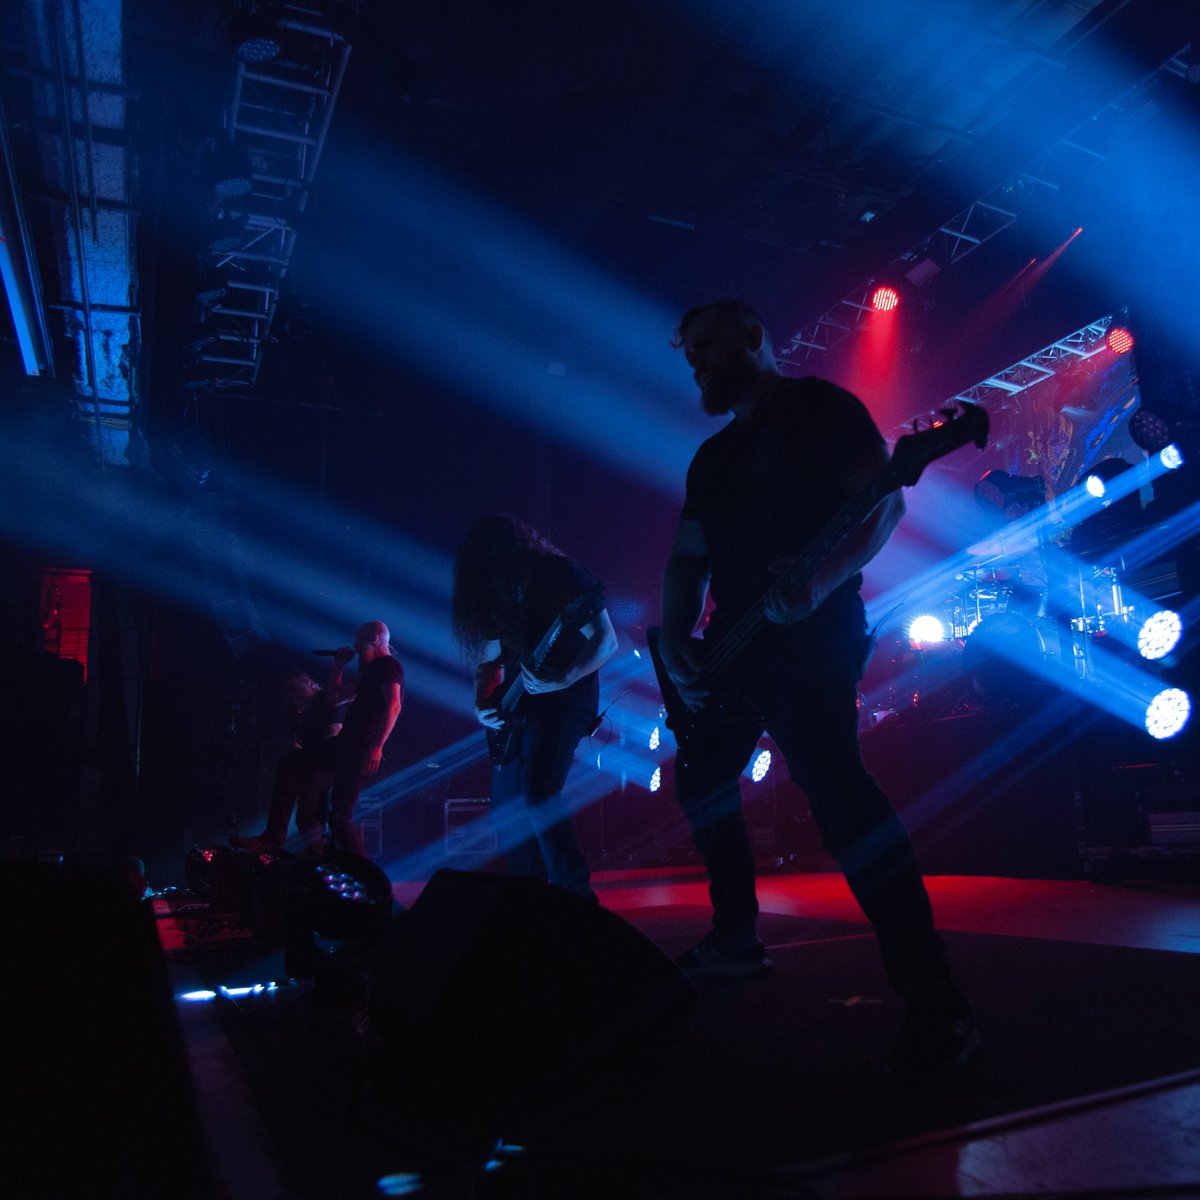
[698,360,754,415]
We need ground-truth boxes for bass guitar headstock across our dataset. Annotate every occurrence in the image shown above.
[890,401,989,489]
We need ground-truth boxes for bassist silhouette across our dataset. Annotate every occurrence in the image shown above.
[452,514,617,901]
[655,298,984,1074]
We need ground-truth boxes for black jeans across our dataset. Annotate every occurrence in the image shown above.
[263,740,333,845]
[295,735,372,857]
[674,611,945,992]
[490,702,597,901]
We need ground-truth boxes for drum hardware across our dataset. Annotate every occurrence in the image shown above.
[961,611,1087,706]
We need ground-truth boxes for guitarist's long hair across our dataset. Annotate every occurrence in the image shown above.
[452,514,564,661]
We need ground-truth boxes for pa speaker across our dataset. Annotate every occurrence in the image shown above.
[365,869,696,1115]
[3,860,211,1199]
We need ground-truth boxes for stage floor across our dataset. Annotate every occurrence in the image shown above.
[168,863,1200,1199]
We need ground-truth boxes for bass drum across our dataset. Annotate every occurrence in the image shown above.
[961,612,1077,706]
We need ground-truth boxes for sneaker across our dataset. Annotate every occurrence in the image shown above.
[888,979,981,1074]
[675,931,773,978]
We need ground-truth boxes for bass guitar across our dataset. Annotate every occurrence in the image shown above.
[485,587,605,766]
[648,401,988,746]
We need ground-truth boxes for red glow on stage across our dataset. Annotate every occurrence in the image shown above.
[1106,326,1134,355]
[871,285,900,312]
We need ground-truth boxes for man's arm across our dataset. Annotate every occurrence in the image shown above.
[472,638,505,730]
[363,679,402,777]
[765,440,905,624]
[658,519,712,711]
[520,608,619,693]
[326,646,355,704]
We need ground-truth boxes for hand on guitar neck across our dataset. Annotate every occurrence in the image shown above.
[653,402,990,727]
[474,588,611,765]
[763,559,834,625]
[474,658,570,728]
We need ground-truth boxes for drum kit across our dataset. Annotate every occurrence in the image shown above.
[861,537,1138,723]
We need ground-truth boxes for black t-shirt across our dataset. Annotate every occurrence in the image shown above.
[682,375,884,623]
[340,654,404,751]
[488,554,604,713]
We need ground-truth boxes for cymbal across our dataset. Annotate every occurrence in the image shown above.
[955,553,1005,577]
[966,531,1041,559]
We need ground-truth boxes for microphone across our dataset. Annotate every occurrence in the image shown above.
[312,649,340,657]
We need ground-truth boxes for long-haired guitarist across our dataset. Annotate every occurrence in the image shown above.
[656,299,978,1073]
[452,514,618,901]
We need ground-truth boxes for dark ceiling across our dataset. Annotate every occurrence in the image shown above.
[5,1,1198,441]
[2,0,1199,683]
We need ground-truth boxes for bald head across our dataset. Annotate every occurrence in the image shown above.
[354,620,391,662]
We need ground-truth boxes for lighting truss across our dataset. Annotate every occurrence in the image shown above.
[779,45,1189,371]
[892,314,1113,442]
[2,0,142,466]
[192,4,350,389]
[951,315,1113,407]
[780,278,882,352]
[778,181,1020,368]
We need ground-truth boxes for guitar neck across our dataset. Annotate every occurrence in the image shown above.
[687,401,985,686]
[497,614,567,718]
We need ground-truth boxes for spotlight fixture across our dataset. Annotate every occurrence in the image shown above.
[750,749,772,783]
[228,2,284,63]
[974,469,1046,515]
[195,270,230,310]
[1145,688,1191,740]
[649,767,662,793]
[1160,444,1184,471]
[648,726,660,751]
[907,614,947,644]
[1105,326,1135,355]
[1137,610,1183,661]
[283,851,394,979]
[1083,457,1131,504]
[871,284,901,312]
[1129,408,1173,454]
[208,144,254,199]
[204,206,249,256]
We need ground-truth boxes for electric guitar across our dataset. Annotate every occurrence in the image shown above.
[485,587,605,766]
[648,402,989,746]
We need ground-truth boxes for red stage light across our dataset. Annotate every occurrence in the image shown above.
[1106,326,1134,355]
[871,285,900,312]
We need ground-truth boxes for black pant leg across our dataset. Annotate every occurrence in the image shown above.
[673,713,764,941]
[759,624,944,991]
